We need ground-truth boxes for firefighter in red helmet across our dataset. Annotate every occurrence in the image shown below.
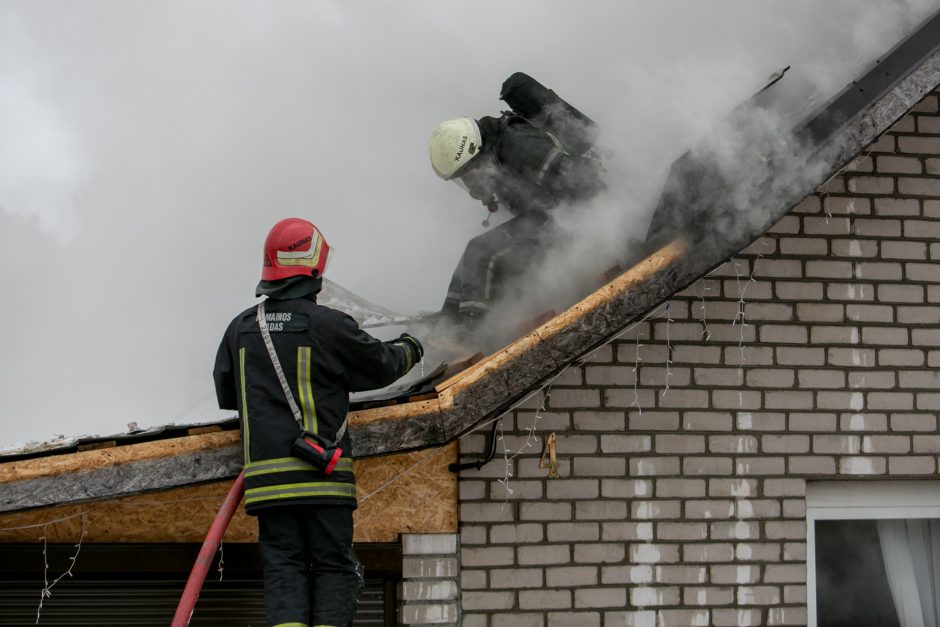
[213,218,423,627]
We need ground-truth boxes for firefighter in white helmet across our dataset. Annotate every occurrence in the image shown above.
[429,72,605,327]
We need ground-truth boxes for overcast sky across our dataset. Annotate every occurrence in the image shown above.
[1,0,936,448]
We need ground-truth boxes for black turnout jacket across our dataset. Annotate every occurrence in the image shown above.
[213,293,416,515]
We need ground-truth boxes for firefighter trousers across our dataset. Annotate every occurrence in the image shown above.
[257,504,363,627]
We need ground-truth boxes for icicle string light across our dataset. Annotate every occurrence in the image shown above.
[217,539,224,582]
[731,239,767,362]
[661,300,674,398]
[699,277,712,341]
[36,514,85,624]
[631,325,644,415]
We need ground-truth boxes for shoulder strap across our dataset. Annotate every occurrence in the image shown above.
[256,301,348,446]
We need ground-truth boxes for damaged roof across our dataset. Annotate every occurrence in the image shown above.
[2,10,939,513]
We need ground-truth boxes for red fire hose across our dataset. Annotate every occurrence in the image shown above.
[171,470,245,627]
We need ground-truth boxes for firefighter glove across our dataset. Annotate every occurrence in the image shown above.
[397,333,424,363]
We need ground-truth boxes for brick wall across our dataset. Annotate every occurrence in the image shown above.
[455,88,940,626]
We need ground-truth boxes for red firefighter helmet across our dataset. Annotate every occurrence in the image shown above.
[261,218,331,282]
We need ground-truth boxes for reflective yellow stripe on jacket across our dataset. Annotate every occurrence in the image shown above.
[297,346,317,434]
[239,347,250,463]
[244,457,353,478]
[245,482,357,506]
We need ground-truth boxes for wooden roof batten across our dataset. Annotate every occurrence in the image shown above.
[2,13,939,514]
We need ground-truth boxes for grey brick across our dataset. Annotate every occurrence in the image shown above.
[848,370,896,389]
[838,456,887,475]
[628,411,680,431]
[572,457,626,477]
[806,260,854,279]
[725,345,775,366]
[797,369,846,389]
[601,478,653,499]
[888,455,936,474]
[879,348,925,366]
[746,368,795,388]
[737,411,786,431]
[574,586,627,608]
[711,563,761,584]
[852,218,902,237]
[827,282,876,301]
[841,413,888,431]
[601,522,653,542]
[709,478,758,498]
[629,586,681,607]
[520,502,571,521]
[573,543,626,564]
[828,347,874,366]
[631,500,681,520]
[737,585,782,606]
[899,135,940,154]
[762,479,805,498]
[713,390,763,410]
[682,586,735,606]
[736,457,786,475]
[490,567,544,589]
[708,434,759,454]
[683,412,733,431]
[657,522,709,541]
[683,457,733,476]
[549,388,600,408]
[848,175,894,194]
[546,522,599,543]
[877,155,923,173]
[403,556,458,579]
[573,411,625,431]
[630,543,680,563]
[576,500,628,521]
[712,608,763,627]
[881,240,928,260]
[493,613,544,627]
[462,590,515,611]
[895,413,939,431]
[789,412,838,431]
[547,612,600,627]
[832,238,878,258]
[518,544,571,566]
[868,392,915,410]
[795,303,844,322]
[655,433,706,454]
[774,282,824,302]
[813,434,862,454]
[787,455,837,474]
[462,546,515,568]
[600,434,651,454]
[765,390,815,410]
[490,524,545,544]
[898,305,940,324]
[545,565,598,587]
[778,348,827,367]
[629,457,680,476]
[685,499,735,520]
[403,534,459,555]
[656,478,706,498]
[735,542,782,561]
[519,589,571,610]
[900,176,940,196]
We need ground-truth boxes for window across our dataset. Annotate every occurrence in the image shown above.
[807,481,940,627]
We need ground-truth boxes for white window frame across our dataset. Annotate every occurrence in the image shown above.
[806,480,940,627]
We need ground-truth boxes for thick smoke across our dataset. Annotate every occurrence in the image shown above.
[0,0,936,446]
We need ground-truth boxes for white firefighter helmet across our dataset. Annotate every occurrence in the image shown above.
[429,117,482,180]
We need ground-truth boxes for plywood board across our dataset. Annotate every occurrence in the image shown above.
[0,444,457,544]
